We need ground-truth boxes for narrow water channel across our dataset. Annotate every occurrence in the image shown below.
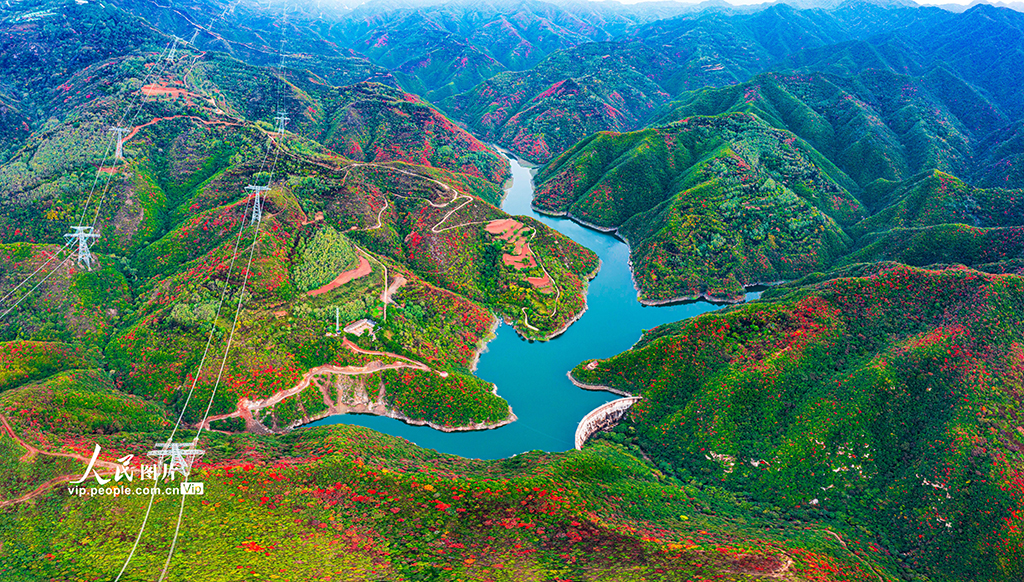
[307,154,757,459]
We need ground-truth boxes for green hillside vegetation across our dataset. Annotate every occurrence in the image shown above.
[97,174,517,426]
[0,92,31,166]
[0,246,132,349]
[334,0,649,101]
[571,263,1024,581]
[445,42,681,163]
[628,4,851,90]
[836,171,1024,270]
[317,83,510,183]
[0,0,163,115]
[0,46,595,434]
[0,368,170,436]
[196,57,510,184]
[976,121,1024,189]
[850,171,1024,239]
[339,11,508,102]
[657,70,1014,189]
[841,224,1024,268]
[0,419,896,581]
[291,226,358,293]
[535,112,862,301]
[379,368,509,428]
[0,340,90,392]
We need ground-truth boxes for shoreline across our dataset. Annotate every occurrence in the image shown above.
[638,291,745,306]
[533,204,752,307]
[289,402,517,434]
[637,279,787,306]
[529,191,785,310]
[491,153,605,344]
[493,255,601,343]
[541,257,601,341]
[566,369,633,397]
[468,315,501,373]
[532,205,624,238]
[243,359,517,435]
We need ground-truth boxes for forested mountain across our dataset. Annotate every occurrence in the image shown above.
[571,262,1024,581]
[658,69,1014,188]
[444,1,1024,163]
[534,113,863,301]
[445,42,680,162]
[339,0,616,100]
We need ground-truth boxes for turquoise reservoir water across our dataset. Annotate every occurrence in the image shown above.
[307,155,755,459]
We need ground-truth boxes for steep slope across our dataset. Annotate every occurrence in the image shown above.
[314,83,510,183]
[339,0,626,101]
[851,170,1024,237]
[0,93,32,166]
[534,112,864,302]
[343,10,508,102]
[837,170,1024,268]
[629,4,854,90]
[785,4,1024,119]
[572,263,1024,581]
[200,53,510,183]
[903,4,1024,119]
[445,42,679,163]
[658,69,1013,188]
[0,0,163,163]
[0,0,162,107]
[0,45,594,436]
[976,120,1024,188]
[842,223,1024,268]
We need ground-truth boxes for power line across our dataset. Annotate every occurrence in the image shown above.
[0,241,73,310]
[0,40,179,323]
[155,10,293,578]
[118,43,289,578]
[0,252,74,320]
[112,188,257,582]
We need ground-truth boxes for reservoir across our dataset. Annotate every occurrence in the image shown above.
[307,154,756,458]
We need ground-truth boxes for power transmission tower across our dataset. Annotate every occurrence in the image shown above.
[110,127,129,161]
[166,36,183,62]
[274,111,289,135]
[64,226,101,270]
[146,441,205,480]
[245,185,270,225]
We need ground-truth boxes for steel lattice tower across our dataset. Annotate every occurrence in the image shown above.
[64,226,101,270]
[166,36,183,62]
[110,127,129,161]
[146,441,206,479]
[274,111,290,135]
[246,185,270,225]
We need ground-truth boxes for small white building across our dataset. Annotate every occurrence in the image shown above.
[343,318,376,338]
